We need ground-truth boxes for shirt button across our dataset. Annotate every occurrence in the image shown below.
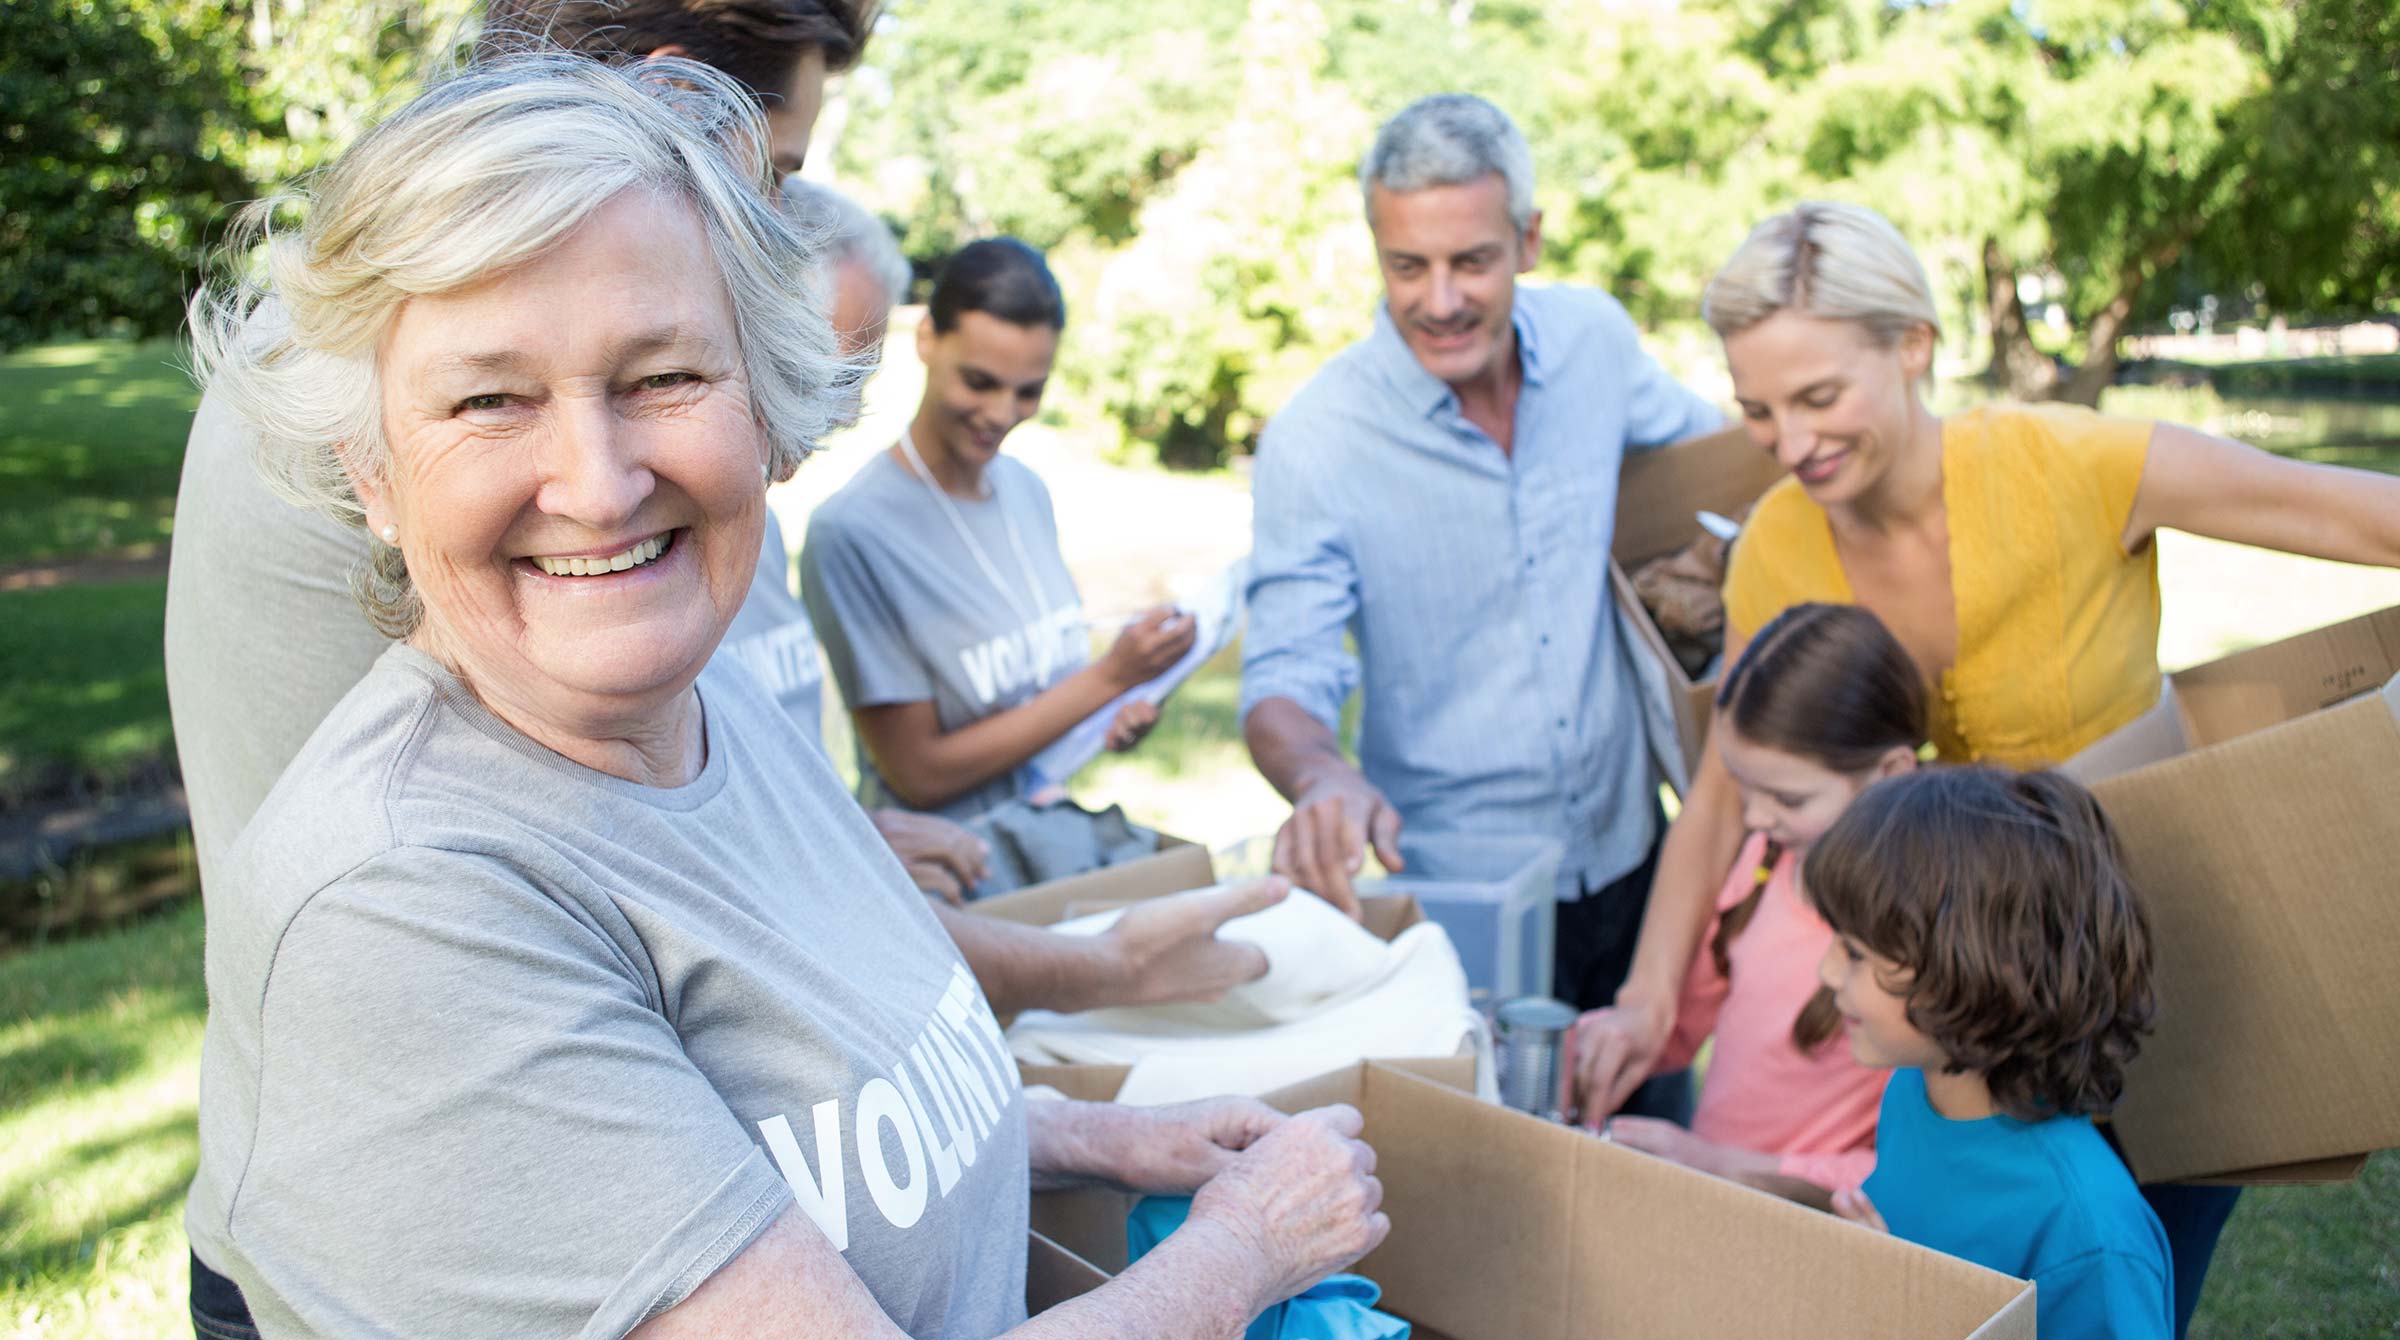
[1556,717,1568,728]
[1539,634,1550,646]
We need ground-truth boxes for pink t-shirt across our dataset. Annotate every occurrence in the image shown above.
[1661,832,1885,1193]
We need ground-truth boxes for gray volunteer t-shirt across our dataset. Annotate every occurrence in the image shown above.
[721,509,828,742]
[801,451,1088,823]
[165,390,835,905]
[164,385,392,894]
[185,646,1029,1340]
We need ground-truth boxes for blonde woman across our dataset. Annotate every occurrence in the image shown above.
[1575,200,2400,1337]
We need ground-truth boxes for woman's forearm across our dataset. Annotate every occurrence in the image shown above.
[1617,756,1747,1014]
[1010,1220,1262,1340]
[861,663,1131,809]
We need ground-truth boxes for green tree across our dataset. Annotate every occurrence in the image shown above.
[0,0,261,349]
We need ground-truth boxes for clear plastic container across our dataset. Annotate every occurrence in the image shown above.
[1354,831,1562,1007]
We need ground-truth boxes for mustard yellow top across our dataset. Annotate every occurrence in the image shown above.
[1722,403,2162,768]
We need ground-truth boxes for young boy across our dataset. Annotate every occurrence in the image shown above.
[1803,766,2173,1340]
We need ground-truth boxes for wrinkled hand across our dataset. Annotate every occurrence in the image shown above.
[1269,773,1401,919]
[1097,878,1285,1007]
[1189,1105,1388,1308]
[870,809,991,907]
[1832,1186,1887,1233]
[1599,1116,1729,1177]
[1110,1097,1287,1196]
[1106,699,1160,752]
[1102,608,1197,690]
[1568,997,1671,1124]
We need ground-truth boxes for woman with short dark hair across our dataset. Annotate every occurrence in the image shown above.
[803,239,1198,830]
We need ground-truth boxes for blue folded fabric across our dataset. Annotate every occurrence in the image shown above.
[1126,1196,1410,1340]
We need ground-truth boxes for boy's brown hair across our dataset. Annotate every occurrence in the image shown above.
[1713,602,1927,1051]
[1802,766,2157,1121]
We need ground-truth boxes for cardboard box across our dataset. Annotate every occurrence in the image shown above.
[2059,605,2400,1184]
[971,842,1484,1096]
[1025,1231,1109,1312]
[1610,426,1789,787]
[1029,1062,2035,1339]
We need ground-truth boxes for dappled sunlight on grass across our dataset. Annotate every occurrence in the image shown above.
[0,340,196,567]
[0,902,205,1340]
[0,579,173,795]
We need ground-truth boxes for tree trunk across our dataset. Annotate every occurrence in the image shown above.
[2056,233,2190,407]
[1980,238,2057,400]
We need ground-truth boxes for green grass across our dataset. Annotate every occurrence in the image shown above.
[0,579,174,798]
[0,340,198,569]
[1,900,205,1340]
[2151,351,2400,396]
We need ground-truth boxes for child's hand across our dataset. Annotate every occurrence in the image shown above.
[1832,1186,1886,1232]
[1598,1116,1721,1175]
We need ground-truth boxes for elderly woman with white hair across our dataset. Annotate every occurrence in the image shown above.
[186,55,1384,1339]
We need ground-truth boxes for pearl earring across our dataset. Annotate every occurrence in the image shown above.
[380,523,399,545]
[762,459,772,483]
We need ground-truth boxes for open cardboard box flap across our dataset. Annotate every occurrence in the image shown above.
[1032,1062,2034,1340]
[1609,427,1790,784]
[2065,605,2400,1183]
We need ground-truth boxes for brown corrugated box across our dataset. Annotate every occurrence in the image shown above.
[970,845,1481,1094]
[2061,604,2400,1184]
[1029,1061,2035,1339]
[1609,426,1788,783]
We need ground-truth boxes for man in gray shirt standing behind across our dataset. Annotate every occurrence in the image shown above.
[1242,96,1723,1103]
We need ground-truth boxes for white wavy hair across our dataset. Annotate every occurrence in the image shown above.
[189,51,840,634]
[1702,201,1941,347]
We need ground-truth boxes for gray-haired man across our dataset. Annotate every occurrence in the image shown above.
[1241,95,1724,1097]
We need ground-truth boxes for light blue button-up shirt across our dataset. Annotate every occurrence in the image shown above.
[1241,284,1725,898]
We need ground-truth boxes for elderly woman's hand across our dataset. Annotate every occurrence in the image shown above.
[1186,1104,1389,1308]
[1109,1097,1286,1195]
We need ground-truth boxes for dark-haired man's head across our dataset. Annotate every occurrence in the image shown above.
[482,0,875,177]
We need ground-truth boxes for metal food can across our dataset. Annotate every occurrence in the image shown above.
[1493,995,1578,1122]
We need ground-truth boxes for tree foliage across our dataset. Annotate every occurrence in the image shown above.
[1,0,475,352]
[1,0,260,349]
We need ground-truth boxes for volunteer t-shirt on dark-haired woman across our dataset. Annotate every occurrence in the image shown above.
[801,449,1088,823]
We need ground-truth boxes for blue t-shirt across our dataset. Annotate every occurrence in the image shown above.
[1867,1068,2172,1339]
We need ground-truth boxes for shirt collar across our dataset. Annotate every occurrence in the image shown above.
[1369,289,1546,418]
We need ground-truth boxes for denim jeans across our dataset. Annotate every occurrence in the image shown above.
[189,1252,258,1340]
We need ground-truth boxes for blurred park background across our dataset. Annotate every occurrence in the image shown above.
[4,0,2398,1334]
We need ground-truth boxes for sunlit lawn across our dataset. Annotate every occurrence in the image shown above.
[0,340,195,568]
[0,580,174,798]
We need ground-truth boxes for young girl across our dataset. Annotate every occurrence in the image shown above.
[1809,766,2172,1340]
[801,238,1195,826]
[1578,601,1920,1208]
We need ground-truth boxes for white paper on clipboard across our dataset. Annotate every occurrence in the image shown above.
[1022,556,1248,791]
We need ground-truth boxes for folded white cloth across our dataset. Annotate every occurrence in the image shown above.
[1012,890,1491,1104]
[1047,885,1397,1026]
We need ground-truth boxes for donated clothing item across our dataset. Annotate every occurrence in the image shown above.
[1241,288,1725,899]
[964,796,1160,899]
[186,646,1029,1340]
[1127,1197,1409,1340]
[164,389,837,907]
[1662,834,1881,1193]
[164,385,391,901]
[719,510,829,746]
[1724,402,2162,767]
[1052,886,1399,1026]
[1008,917,1486,1105]
[1868,1069,2172,1340]
[803,450,1089,823]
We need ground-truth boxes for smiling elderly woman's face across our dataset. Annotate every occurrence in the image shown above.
[361,190,768,717]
